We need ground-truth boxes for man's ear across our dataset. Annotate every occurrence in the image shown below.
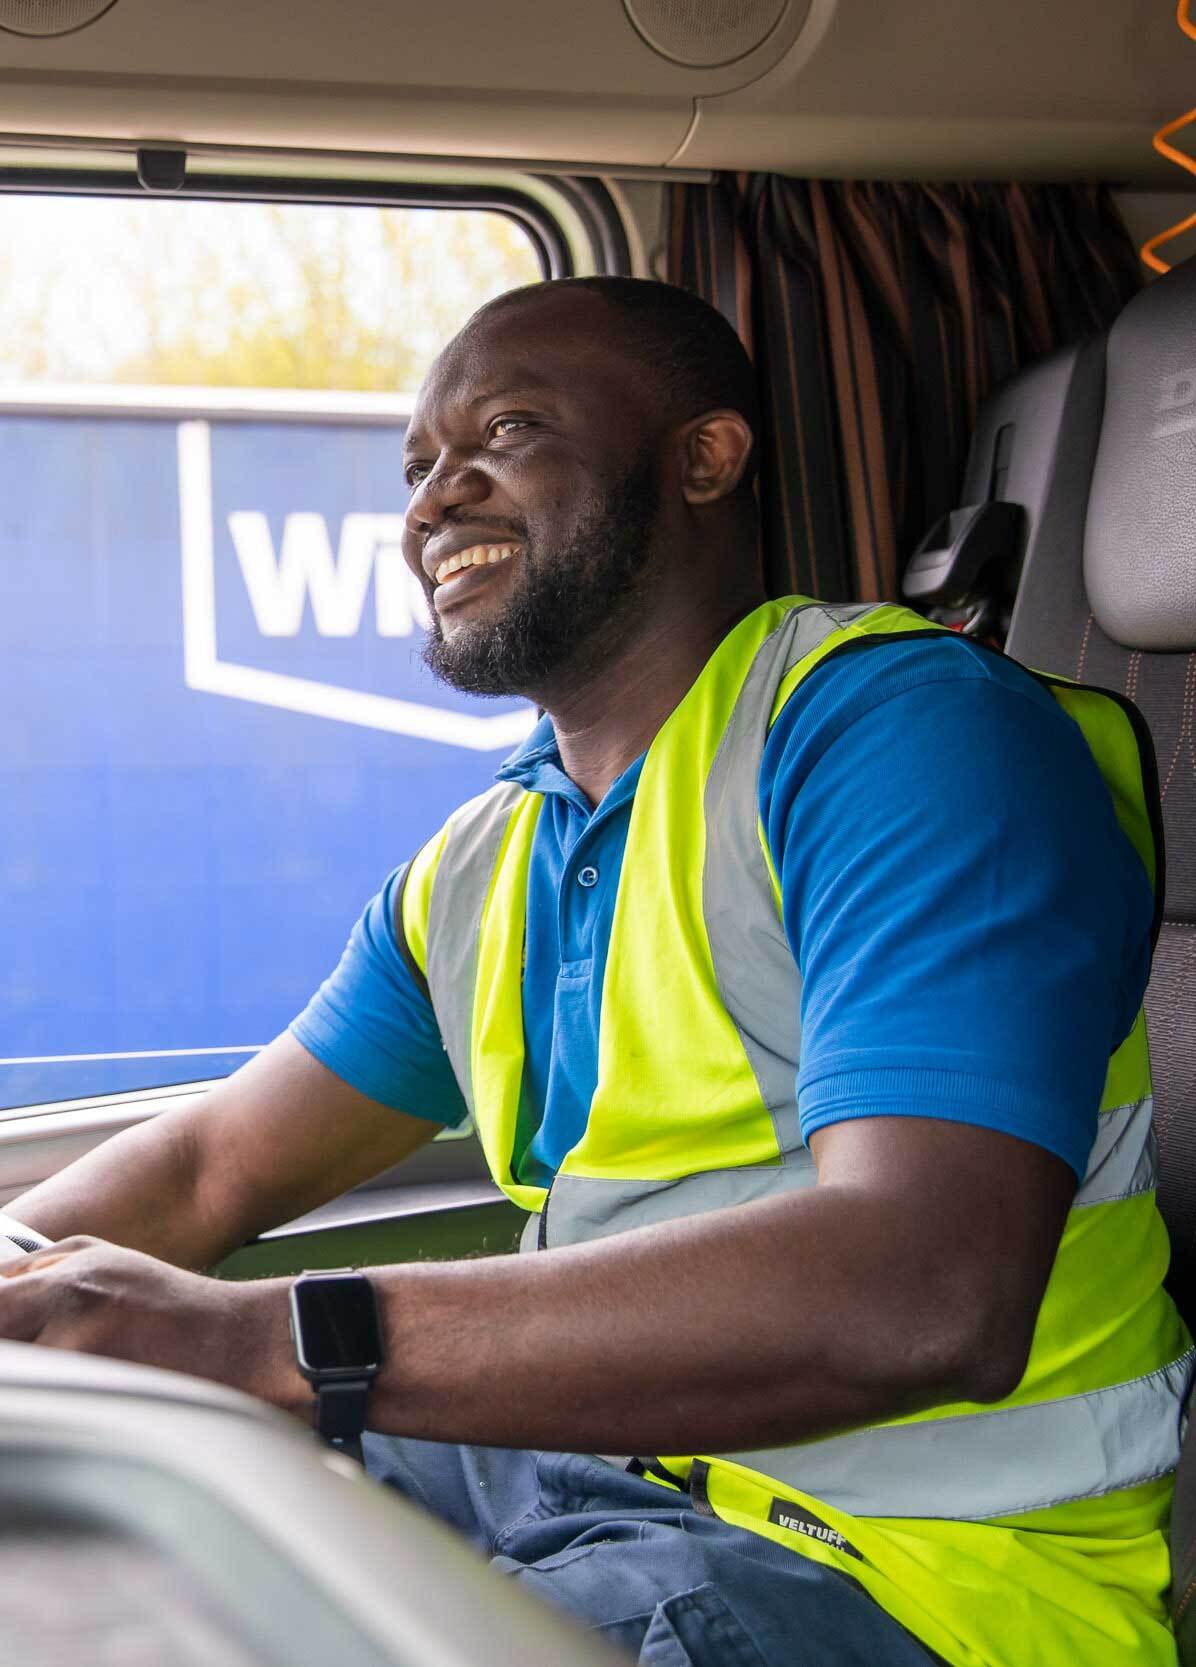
[678,409,755,506]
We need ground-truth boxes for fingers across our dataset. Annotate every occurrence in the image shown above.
[0,1237,100,1341]
[0,1254,62,1279]
[0,1264,59,1340]
[0,1236,95,1280]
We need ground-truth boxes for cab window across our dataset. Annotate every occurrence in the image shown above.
[0,192,543,1112]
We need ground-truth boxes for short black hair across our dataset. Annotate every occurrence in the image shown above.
[471,277,760,494]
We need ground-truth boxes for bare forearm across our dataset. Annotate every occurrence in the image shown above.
[272,1188,1030,1454]
[9,1108,247,1269]
[7,1039,443,1272]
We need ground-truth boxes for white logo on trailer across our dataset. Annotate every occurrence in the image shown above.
[177,420,535,751]
[229,511,428,638]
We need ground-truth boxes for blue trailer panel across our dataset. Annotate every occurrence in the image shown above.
[0,395,531,1108]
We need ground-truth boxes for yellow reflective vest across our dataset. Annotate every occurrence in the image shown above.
[402,598,1193,1667]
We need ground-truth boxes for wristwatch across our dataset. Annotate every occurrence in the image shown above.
[288,1269,384,1462]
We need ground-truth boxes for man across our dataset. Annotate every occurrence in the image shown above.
[0,278,1188,1667]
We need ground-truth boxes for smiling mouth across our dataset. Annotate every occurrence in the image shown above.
[433,543,523,588]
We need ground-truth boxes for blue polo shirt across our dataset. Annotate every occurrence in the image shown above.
[290,634,1154,1186]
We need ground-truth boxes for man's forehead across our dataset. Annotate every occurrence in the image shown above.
[408,290,639,438]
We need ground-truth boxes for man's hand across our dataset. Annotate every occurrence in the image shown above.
[0,1238,305,1414]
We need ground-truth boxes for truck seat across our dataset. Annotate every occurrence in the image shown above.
[924,254,1196,1656]
[901,335,1106,641]
[1002,259,1196,1334]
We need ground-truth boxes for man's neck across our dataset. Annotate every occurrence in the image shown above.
[538,589,764,806]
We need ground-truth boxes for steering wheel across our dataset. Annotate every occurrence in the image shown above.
[0,1211,52,1260]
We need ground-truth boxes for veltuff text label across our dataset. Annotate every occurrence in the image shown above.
[767,1498,863,1561]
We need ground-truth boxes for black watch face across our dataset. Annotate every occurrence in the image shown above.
[294,1277,382,1373]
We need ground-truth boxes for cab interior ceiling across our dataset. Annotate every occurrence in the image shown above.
[0,0,1187,186]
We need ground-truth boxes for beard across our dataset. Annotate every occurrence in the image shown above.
[421,450,660,698]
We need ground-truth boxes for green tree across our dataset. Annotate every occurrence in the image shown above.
[0,197,541,391]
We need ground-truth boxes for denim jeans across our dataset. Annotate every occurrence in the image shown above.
[362,1436,944,1667]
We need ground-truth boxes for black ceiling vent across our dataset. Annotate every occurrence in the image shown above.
[0,0,120,36]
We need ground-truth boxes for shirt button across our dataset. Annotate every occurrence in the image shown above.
[577,865,599,889]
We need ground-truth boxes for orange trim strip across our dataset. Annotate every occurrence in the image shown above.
[1142,1,1196,272]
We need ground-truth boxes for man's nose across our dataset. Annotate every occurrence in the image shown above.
[404,456,489,536]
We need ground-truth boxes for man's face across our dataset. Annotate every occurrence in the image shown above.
[401,292,662,697]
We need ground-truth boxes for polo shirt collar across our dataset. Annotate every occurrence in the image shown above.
[496,714,571,797]
[496,713,646,813]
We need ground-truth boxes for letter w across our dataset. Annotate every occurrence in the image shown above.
[229,512,410,637]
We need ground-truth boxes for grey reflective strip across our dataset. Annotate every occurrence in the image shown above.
[723,1346,1196,1521]
[535,1159,818,1250]
[425,782,527,1118]
[1074,1097,1157,1208]
[535,1099,1158,1245]
[800,601,888,629]
[702,602,884,1155]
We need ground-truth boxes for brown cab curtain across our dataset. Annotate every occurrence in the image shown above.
[668,177,1142,604]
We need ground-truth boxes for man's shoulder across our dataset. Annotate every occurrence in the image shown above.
[762,629,1063,796]
[784,622,1051,715]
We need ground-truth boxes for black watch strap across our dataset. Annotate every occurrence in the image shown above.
[290,1269,383,1467]
[316,1378,373,1445]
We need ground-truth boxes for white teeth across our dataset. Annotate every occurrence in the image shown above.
[433,544,522,586]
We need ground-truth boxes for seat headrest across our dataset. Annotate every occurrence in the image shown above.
[1085,257,1196,651]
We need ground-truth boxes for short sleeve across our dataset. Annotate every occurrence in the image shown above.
[759,637,1155,1180]
[289,864,468,1126]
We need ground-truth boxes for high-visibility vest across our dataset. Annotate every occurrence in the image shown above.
[402,598,1194,1667]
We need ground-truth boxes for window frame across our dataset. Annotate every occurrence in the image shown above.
[0,151,632,279]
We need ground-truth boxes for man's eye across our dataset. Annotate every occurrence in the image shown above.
[405,463,431,486]
[489,418,530,439]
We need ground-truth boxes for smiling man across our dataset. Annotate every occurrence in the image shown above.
[0,278,1189,1667]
